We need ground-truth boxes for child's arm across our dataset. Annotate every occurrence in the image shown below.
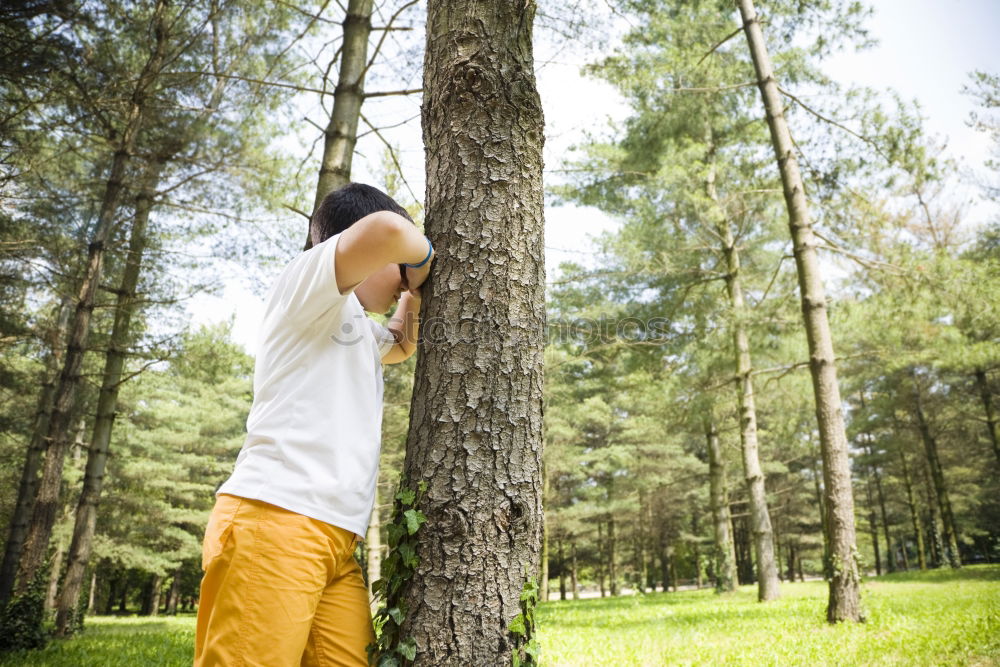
[382,288,422,364]
[334,211,433,293]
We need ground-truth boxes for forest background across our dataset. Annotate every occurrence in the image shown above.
[0,0,998,662]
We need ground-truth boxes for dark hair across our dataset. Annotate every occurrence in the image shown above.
[310,183,413,246]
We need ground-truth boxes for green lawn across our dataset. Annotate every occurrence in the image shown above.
[538,565,1000,666]
[2,566,997,666]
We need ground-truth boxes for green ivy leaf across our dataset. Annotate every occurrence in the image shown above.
[403,508,426,535]
[398,637,417,661]
[387,523,407,546]
[508,613,526,636]
[525,638,541,660]
[398,542,419,569]
[388,606,404,625]
[396,487,416,506]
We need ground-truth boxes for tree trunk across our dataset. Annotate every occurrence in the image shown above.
[668,546,678,592]
[974,368,1000,466]
[597,522,606,597]
[864,470,881,576]
[912,380,961,568]
[607,516,618,597]
[898,444,927,570]
[656,520,668,591]
[569,540,578,600]
[811,454,832,579]
[0,297,72,607]
[44,537,65,614]
[736,0,862,622]
[366,484,382,611]
[15,0,170,595]
[55,159,164,636]
[87,569,97,615]
[873,455,894,573]
[557,537,566,600]
[142,574,162,616]
[396,0,545,662]
[712,141,779,602]
[307,0,374,247]
[166,567,181,615]
[691,513,702,590]
[859,392,893,573]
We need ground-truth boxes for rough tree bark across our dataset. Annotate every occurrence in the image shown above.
[54,159,165,635]
[736,0,863,622]
[14,0,171,595]
[706,418,737,593]
[912,378,961,568]
[0,298,71,607]
[396,0,545,662]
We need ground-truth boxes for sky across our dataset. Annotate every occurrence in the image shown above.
[187,0,1000,355]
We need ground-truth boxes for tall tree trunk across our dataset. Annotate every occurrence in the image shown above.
[166,566,181,615]
[736,0,862,622]
[15,0,170,595]
[872,456,894,573]
[811,454,832,579]
[711,452,738,585]
[44,537,65,614]
[859,393,893,573]
[607,516,618,596]
[87,569,97,615]
[55,159,164,636]
[691,511,702,590]
[921,455,944,568]
[897,444,927,570]
[974,368,1000,466]
[396,0,545,662]
[306,0,374,247]
[366,484,382,611]
[864,469,881,576]
[708,131,779,601]
[912,379,961,568]
[569,540,578,600]
[597,522,606,597]
[557,537,566,600]
[0,298,72,607]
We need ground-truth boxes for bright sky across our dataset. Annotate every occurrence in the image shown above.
[188,0,1000,355]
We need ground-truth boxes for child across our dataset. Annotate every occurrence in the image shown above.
[194,183,434,666]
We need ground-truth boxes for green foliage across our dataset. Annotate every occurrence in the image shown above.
[368,479,428,667]
[0,561,49,653]
[509,576,541,667]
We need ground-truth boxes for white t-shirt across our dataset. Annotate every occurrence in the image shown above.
[217,233,396,537]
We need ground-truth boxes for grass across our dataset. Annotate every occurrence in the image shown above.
[537,565,1000,666]
[1,566,997,666]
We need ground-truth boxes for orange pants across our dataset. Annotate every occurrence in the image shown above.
[195,494,374,667]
